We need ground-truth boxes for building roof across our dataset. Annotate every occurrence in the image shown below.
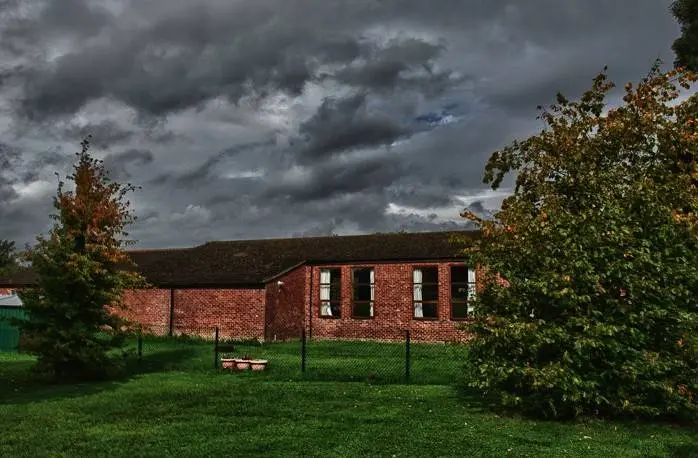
[0,230,478,288]
[0,293,23,307]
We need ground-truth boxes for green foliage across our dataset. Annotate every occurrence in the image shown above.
[17,137,147,381]
[672,0,698,71]
[0,239,16,274]
[456,65,698,422]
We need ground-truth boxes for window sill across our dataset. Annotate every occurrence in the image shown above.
[350,316,375,320]
[412,317,438,321]
[450,317,470,322]
[319,315,341,319]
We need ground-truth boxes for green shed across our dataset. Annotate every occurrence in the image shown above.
[0,293,25,351]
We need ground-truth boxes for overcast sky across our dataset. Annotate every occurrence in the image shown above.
[0,0,682,248]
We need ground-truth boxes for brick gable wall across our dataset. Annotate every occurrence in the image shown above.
[265,267,308,341]
[305,261,482,342]
[173,288,265,340]
[115,287,265,339]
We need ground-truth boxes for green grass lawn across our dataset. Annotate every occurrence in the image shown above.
[0,343,696,457]
[128,336,468,384]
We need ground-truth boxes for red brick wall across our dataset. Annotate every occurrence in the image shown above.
[115,288,266,340]
[118,289,171,335]
[0,288,14,296]
[265,267,308,341]
[173,288,265,340]
[3,260,489,343]
[306,261,482,343]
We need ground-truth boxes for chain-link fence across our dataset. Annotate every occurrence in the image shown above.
[1,322,468,385]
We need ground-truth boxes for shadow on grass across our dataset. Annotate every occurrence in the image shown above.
[0,348,203,406]
[123,347,202,375]
[667,442,698,458]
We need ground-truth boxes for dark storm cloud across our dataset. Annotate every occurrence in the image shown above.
[0,0,114,57]
[0,143,21,202]
[102,148,154,180]
[5,0,456,122]
[150,139,275,187]
[295,93,408,163]
[294,159,402,202]
[386,180,463,209]
[331,37,457,93]
[61,120,134,149]
[0,0,683,249]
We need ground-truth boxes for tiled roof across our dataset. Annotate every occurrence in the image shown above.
[0,230,478,287]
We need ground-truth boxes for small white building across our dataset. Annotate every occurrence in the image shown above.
[0,292,23,307]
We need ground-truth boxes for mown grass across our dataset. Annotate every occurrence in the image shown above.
[0,343,696,457]
[128,336,468,385]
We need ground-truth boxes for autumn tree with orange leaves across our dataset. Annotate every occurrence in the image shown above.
[455,63,698,422]
[18,137,147,381]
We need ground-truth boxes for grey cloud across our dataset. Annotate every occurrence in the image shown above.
[331,37,454,93]
[7,1,457,121]
[266,154,406,202]
[296,93,407,163]
[0,0,682,250]
[0,0,114,58]
[61,121,134,149]
[103,148,154,180]
[150,139,275,186]
[387,180,463,209]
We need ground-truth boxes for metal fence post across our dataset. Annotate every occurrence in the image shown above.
[137,332,143,361]
[405,329,411,383]
[301,328,307,373]
[214,327,219,370]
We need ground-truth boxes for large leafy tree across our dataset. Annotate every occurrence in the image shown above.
[18,137,147,381]
[456,65,698,421]
[0,239,16,274]
[672,0,698,71]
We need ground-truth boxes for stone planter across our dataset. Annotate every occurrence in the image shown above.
[235,359,251,370]
[220,358,236,369]
[250,360,268,371]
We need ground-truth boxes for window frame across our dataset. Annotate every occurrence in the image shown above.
[450,265,476,321]
[319,268,342,319]
[412,266,439,320]
[351,267,375,319]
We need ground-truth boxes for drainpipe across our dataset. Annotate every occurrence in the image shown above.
[169,288,175,337]
[308,265,313,340]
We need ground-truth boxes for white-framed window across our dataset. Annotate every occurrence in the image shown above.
[413,267,438,319]
[352,267,374,318]
[319,268,341,318]
[451,265,476,319]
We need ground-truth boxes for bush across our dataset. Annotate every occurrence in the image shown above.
[456,65,698,422]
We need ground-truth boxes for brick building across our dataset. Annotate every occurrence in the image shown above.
[0,230,481,342]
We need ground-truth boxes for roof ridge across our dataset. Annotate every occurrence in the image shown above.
[201,229,478,245]
[127,247,193,253]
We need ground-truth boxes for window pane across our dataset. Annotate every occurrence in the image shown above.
[354,284,371,301]
[422,303,437,318]
[330,283,341,302]
[354,268,372,283]
[452,303,468,319]
[451,284,469,302]
[421,267,438,284]
[320,302,332,316]
[320,284,330,301]
[330,269,341,284]
[423,284,438,302]
[353,302,372,318]
[451,266,468,283]
[330,303,341,317]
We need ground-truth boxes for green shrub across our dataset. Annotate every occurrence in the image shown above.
[456,65,698,422]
